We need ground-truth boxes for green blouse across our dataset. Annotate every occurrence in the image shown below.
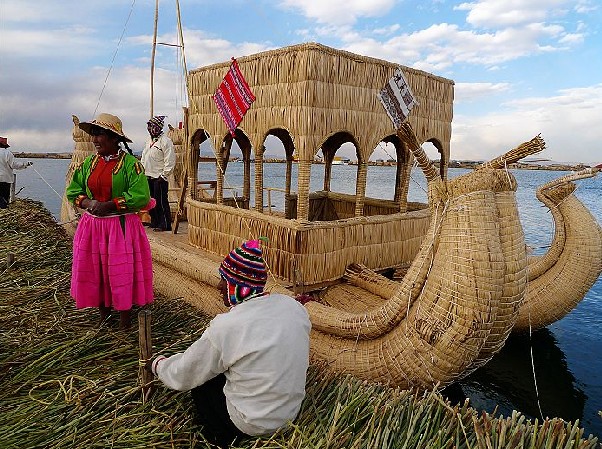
[66,152,150,212]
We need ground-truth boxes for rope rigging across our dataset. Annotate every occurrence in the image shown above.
[94,0,137,118]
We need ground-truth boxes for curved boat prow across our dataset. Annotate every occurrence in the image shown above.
[514,168,602,332]
[307,129,542,389]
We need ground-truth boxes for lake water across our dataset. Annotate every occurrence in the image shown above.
[14,158,602,438]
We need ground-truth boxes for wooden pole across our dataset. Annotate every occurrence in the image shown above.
[175,0,190,98]
[7,252,15,270]
[138,310,153,403]
[172,171,187,234]
[9,174,16,204]
[150,0,159,118]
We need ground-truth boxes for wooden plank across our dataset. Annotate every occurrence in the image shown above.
[138,310,153,403]
[172,170,188,234]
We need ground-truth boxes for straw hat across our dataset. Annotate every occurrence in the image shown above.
[0,136,9,148]
[79,113,132,142]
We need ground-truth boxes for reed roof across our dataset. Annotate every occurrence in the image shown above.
[187,42,454,162]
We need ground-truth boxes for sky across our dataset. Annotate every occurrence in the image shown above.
[0,0,601,164]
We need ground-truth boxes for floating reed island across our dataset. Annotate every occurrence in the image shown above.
[2,199,600,448]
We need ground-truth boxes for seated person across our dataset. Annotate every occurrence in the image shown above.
[148,239,311,447]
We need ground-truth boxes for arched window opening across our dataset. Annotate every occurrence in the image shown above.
[261,132,292,216]
[217,130,252,209]
[295,132,359,221]
[189,129,217,202]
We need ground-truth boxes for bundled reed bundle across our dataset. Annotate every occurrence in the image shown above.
[514,168,602,331]
[2,200,599,448]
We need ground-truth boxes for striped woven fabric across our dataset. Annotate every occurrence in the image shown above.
[212,58,256,136]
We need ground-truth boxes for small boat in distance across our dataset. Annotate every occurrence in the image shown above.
[332,156,350,165]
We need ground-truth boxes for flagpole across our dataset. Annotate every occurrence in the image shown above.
[150,0,159,118]
[175,0,189,99]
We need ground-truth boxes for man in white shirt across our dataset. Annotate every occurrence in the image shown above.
[140,116,176,231]
[0,136,32,209]
[149,239,311,447]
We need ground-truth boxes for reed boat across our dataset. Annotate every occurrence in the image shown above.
[62,43,602,389]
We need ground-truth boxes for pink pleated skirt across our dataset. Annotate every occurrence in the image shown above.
[71,212,154,311]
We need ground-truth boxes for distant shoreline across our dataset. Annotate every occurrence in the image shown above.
[13,152,72,159]
[13,152,592,172]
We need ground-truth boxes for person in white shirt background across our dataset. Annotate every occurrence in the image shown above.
[147,239,311,448]
[140,116,176,232]
[0,136,32,209]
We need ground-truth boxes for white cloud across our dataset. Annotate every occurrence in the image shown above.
[373,24,401,36]
[278,0,397,26]
[454,82,512,102]
[455,0,571,28]
[452,84,602,164]
[558,32,584,45]
[1,27,101,59]
[575,0,599,13]
[339,18,581,73]
[182,30,272,68]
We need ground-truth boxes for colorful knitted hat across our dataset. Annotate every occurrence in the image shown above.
[219,240,268,306]
[147,115,166,137]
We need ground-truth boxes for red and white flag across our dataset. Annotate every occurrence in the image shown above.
[213,58,256,136]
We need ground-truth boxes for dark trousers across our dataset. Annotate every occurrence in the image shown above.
[0,182,10,209]
[147,176,172,231]
[190,374,249,448]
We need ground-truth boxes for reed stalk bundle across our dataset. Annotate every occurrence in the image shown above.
[2,200,599,448]
[477,135,546,170]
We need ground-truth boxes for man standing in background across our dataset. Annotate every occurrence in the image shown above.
[141,116,176,232]
[0,136,32,209]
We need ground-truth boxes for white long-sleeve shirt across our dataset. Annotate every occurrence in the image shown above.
[153,293,311,436]
[141,133,176,179]
[0,149,29,183]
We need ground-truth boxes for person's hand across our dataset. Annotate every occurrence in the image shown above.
[87,200,114,216]
[85,199,98,212]
[144,358,155,376]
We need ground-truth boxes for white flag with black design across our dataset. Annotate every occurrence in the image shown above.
[377,68,419,129]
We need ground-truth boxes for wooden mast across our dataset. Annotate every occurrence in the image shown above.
[175,0,189,93]
[150,0,159,118]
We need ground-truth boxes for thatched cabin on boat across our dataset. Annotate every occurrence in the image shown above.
[180,42,454,290]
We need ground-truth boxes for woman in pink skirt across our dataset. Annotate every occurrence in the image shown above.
[66,113,154,329]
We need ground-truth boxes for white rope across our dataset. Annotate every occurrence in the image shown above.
[376,141,429,195]
[30,166,82,225]
[31,167,63,200]
[93,0,137,116]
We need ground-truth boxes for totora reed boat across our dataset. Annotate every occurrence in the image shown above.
[61,42,602,390]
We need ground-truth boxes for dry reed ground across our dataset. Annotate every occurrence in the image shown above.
[0,199,599,448]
